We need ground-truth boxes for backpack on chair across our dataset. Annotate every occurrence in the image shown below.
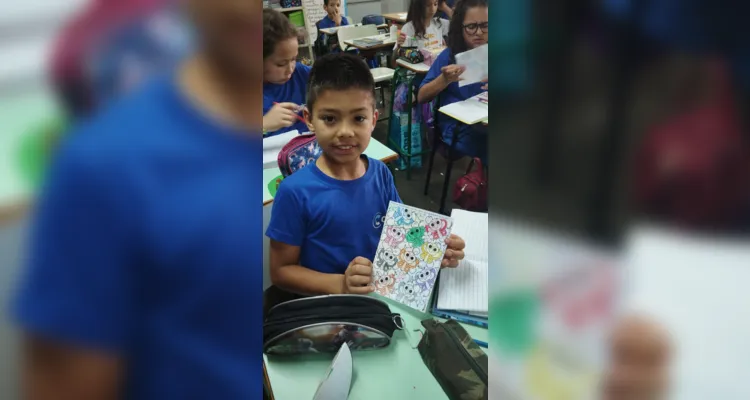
[452,157,488,212]
[277,133,323,178]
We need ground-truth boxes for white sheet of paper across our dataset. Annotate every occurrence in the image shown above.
[455,43,488,87]
[624,226,750,400]
[437,210,489,313]
[263,130,299,169]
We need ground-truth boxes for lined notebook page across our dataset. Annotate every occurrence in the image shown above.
[437,209,488,312]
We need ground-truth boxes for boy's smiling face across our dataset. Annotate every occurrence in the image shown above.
[304,88,378,165]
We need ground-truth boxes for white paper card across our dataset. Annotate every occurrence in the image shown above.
[455,43,488,87]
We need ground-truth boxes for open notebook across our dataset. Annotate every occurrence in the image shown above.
[438,92,488,125]
[436,209,489,314]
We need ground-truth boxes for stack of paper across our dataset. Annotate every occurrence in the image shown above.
[436,209,489,316]
[263,130,299,169]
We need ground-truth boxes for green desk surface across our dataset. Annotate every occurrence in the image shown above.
[264,294,488,400]
[0,90,62,222]
[263,138,399,205]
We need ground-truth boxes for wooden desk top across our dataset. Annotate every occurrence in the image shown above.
[383,12,407,24]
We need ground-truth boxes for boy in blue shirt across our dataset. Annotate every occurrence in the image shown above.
[316,0,350,54]
[318,0,350,29]
[11,1,264,399]
[266,53,466,297]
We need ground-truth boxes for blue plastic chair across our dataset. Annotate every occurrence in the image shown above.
[361,14,386,32]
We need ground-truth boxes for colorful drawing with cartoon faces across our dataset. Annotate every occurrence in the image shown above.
[421,241,443,264]
[383,226,405,247]
[393,206,416,226]
[406,226,426,247]
[374,271,397,295]
[414,266,438,292]
[397,247,420,273]
[375,248,398,271]
[371,202,453,312]
[396,282,419,304]
[425,216,449,240]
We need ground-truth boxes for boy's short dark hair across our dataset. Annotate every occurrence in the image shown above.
[306,53,376,115]
[263,9,299,59]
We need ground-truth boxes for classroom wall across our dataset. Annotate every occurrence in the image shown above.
[346,0,382,24]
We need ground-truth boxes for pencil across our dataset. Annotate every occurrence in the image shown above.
[272,102,307,124]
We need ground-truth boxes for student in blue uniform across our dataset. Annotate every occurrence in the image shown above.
[318,0,350,29]
[266,53,466,299]
[11,1,264,399]
[263,8,310,136]
[317,0,350,54]
[438,0,455,19]
[418,0,488,164]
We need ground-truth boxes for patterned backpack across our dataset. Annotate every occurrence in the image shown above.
[277,133,323,178]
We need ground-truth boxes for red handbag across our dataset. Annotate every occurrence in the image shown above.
[452,158,488,211]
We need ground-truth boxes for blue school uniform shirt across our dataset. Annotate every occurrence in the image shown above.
[263,62,311,136]
[266,156,401,274]
[420,48,485,146]
[318,16,351,54]
[318,15,350,30]
[438,0,455,20]
[12,75,263,399]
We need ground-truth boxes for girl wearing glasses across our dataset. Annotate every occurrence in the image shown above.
[418,0,488,163]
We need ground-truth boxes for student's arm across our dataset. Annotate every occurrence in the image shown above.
[266,182,373,295]
[439,1,454,18]
[269,240,346,294]
[418,57,464,103]
[13,138,136,400]
[391,23,413,68]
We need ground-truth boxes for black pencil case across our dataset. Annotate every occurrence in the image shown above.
[263,295,403,355]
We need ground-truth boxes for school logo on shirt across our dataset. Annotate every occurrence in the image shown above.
[372,212,386,229]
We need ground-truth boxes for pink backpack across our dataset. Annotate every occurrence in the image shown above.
[277,133,323,178]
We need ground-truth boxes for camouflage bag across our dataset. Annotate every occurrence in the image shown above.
[418,319,488,400]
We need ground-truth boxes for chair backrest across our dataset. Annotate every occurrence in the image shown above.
[336,24,379,51]
[361,14,385,26]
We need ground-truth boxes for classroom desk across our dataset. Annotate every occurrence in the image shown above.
[383,12,407,25]
[342,33,396,52]
[0,90,60,224]
[262,138,399,205]
[264,294,488,400]
[396,59,431,74]
[319,24,389,36]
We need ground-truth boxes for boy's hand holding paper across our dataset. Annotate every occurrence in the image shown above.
[442,234,466,268]
[344,256,375,295]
